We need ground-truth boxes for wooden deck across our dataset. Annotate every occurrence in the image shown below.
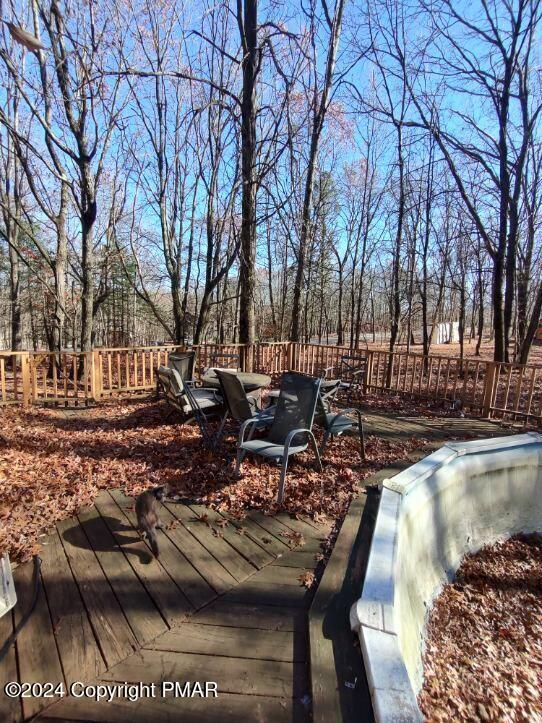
[0,412,513,722]
[1,486,332,722]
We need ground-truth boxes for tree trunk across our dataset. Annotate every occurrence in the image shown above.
[8,241,22,351]
[517,282,542,365]
[337,264,344,345]
[475,261,484,356]
[386,123,405,387]
[80,205,96,352]
[51,182,68,354]
[290,0,346,341]
[238,0,258,363]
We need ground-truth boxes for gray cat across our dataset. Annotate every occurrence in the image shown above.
[135,485,168,558]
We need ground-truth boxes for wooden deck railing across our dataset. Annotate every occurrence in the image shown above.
[0,342,540,424]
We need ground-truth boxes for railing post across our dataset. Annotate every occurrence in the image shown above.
[482,361,498,418]
[90,350,103,401]
[364,350,374,393]
[287,342,294,371]
[21,353,31,406]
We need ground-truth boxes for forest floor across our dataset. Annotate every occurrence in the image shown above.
[364,338,542,364]
[0,398,436,565]
[419,534,542,721]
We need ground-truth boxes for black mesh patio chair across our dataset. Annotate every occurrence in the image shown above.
[168,352,195,384]
[157,366,223,447]
[339,354,367,403]
[214,370,275,446]
[314,390,366,459]
[235,372,322,503]
[320,379,342,407]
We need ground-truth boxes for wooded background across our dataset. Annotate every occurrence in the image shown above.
[1,0,541,364]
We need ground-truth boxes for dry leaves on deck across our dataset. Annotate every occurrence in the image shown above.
[0,400,428,563]
[419,534,542,722]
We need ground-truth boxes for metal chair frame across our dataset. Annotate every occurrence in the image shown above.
[214,370,274,447]
[235,373,322,503]
[339,354,367,403]
[156,366,223,447]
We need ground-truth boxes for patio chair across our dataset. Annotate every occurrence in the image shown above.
[214,369,275,446]
[339,354,367,403]
[168,352,195,384]
[314,390,366,459]
[235,372,322,504]
[156,366,223,447]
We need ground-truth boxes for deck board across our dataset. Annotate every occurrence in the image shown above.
[39,527,105,684]
[164,502,257,582]
[102,648,308,698]
[227,580,312,608]
[108,489,220,605]
[147,623,303,662]
[128,497,239,596]
[13,559,65,720]
[38,692,308,722]
[56,516,139,667]
[221,514,292,557]
[76,505,168,644]
[94,492,194,625]
[186,504,275,570]
[271,549,320,568]
[248,565,310,587]
[0,609,20,723]
[193,600,306,632]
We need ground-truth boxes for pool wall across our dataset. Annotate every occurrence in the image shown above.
[350,433,542,722]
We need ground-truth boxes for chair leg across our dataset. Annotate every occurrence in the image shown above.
[358,421,366,460]
[196,412,213,449]
[354,410,366,460]
[319,430,331,457]
[309,432,323,472]
[214,412,228,448]
[277,456,290,504]
[235,448,246,476]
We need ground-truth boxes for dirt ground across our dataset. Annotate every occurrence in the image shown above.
[365,338,542,365]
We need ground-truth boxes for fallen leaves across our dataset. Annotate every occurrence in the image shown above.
[298,570,315,588]
[419,534,542,721]
[0,399,428,564]
[281,530,305,547]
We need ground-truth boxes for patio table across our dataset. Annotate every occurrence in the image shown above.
[201,370,272,393]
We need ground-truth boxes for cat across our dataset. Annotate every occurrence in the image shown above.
[135,485,168,559]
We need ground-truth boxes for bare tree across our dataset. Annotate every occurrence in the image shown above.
[290,0,347,341]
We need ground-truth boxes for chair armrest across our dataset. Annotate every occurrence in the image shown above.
[197,387,223,402]
[328,408,364,426]
[284,428,311,452]
[258,404,276,418]
[238,417,261,446]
